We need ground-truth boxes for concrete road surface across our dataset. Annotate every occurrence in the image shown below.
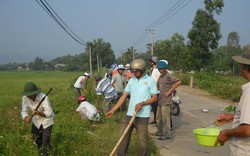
[148,86,234,156]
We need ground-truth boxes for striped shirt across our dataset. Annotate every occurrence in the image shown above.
[96,78,117,99]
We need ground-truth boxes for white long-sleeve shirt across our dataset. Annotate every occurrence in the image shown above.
[76,101,100,121]
[21,93,54,129]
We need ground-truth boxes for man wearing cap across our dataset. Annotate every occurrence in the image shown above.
[124,63,134,84]
[76,96,101,122]
[215,44,250,155]
[73,72,91,100]
[155,60,181,140]
[21,82,54,155]
[93,73,118,113]
[111,65,126,112]
[107,59,157,156]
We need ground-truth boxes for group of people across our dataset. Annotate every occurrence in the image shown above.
[20,44,250,156]
[106,57,181,155]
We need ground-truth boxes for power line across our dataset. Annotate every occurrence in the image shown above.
[146,0,185,28]
[132,30,149,47]
[36,0,86,46]
[131,0,192,49]
[150,0,192,28]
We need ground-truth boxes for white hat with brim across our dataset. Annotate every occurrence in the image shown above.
[84,72,91,78]
[232,44,250,65]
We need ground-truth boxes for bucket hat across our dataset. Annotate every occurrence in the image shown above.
[232,44,250,65]
[21,82,41,96]
[93,73,102,81]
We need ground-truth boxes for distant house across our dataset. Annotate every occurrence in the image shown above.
[17,65,29,71]
[55,63,66,70]
[17,66,24,71]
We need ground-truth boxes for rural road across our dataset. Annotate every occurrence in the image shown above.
[148,85,234,156]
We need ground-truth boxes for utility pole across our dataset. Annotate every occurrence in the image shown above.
[97,53,99,71]
[132,47,135,61]
[123,53,125,64]
[146,28,154,55]
[89,46,92,76]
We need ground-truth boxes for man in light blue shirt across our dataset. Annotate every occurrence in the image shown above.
[107,59,157,156]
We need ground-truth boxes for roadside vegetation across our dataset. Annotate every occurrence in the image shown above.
[0,71,158,156]
[177,72,245,102]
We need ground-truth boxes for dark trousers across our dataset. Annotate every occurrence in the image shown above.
[151,101,158,122]
[73,87,81,101]
[117,116,149,156]
[32,124,53,155]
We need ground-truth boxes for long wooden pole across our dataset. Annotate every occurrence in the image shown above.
[109,111,138,156]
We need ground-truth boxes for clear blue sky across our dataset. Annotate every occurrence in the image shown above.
[0,0,249,65]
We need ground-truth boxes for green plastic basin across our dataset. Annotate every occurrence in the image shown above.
[193,128,222,147]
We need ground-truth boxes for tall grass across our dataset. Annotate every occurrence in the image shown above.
[0,71,159,156]
[177,72,245,101]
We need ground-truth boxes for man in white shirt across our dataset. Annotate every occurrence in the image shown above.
[73,72,90,100]
[111,65,126,112]
[76,96,100,122]
[21,82,54,156]
[215,44,250,156]
[148,56,161,124]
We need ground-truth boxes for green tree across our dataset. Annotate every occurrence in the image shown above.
[154,39,171,60]
[209,46,231,71]
[227,31,240,48]
[153,33,186,71]
[169,33,186,71]
[117,47,136,65]
[227,31,241,75]
[209,45,242,75]
[29,57,45,70]
[86,38,115,70]
[187,0,224,71]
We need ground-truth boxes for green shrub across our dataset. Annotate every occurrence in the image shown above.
[178,72,245,101]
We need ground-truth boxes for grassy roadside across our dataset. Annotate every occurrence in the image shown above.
[0,71,159,155]
[177,72,245,102]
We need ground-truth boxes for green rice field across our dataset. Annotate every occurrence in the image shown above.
[0,71,159,156]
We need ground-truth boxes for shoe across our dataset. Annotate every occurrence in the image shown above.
[151,132,162,136]
[158,136,172,140]
[149,121,157,124]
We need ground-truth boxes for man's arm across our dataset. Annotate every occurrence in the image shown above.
[164,80,181,97]
[106,92,128,117]
[215,124,250,145]
[135,94,158,112]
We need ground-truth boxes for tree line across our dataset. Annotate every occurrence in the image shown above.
[0,0,244,75]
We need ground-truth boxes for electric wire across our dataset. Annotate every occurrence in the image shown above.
[42,0,86,45]
[36,0,191,54]
[132,0,192,49]
[36,0,86,46]
[132,30,148,48]
[146,0,184,29]
[151,0,192,28]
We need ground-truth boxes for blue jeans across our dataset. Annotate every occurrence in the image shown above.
[117,116,149,156]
